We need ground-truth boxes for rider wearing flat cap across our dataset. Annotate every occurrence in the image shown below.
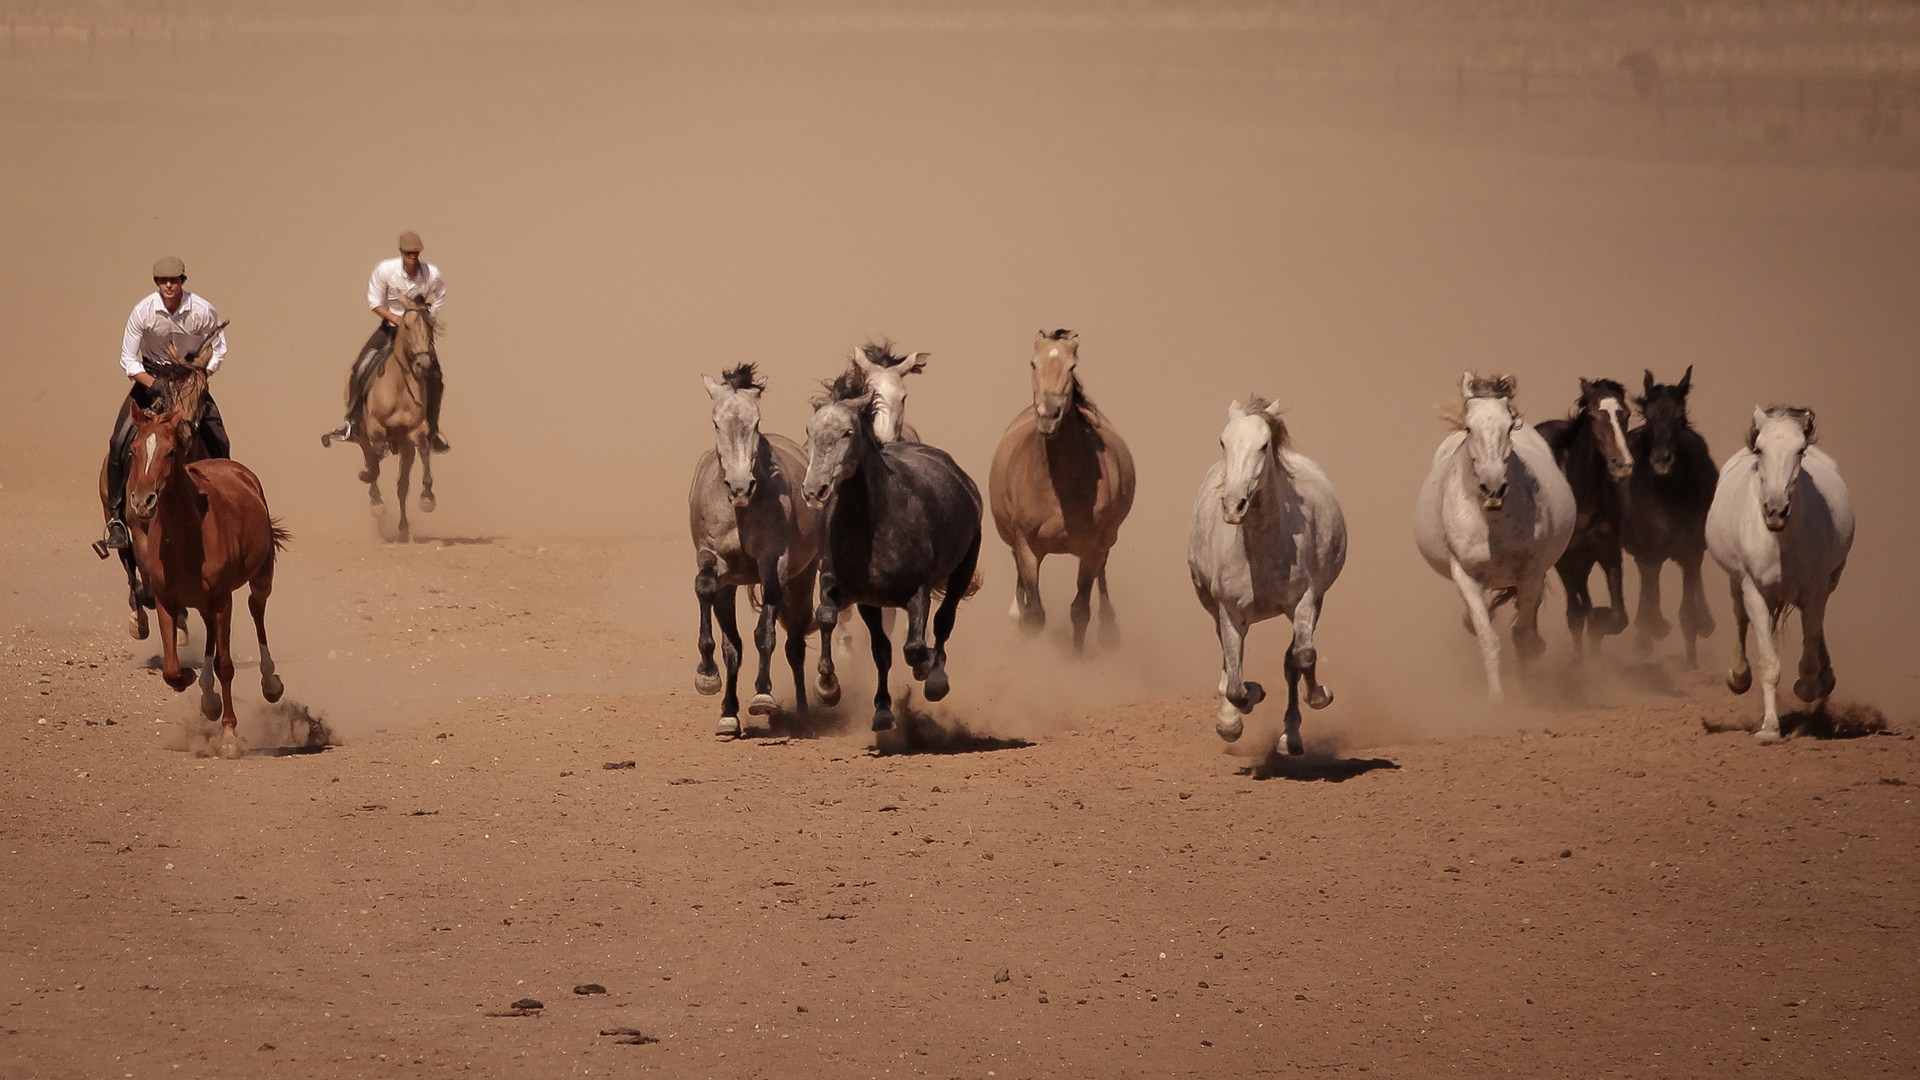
[100,256,230,551]
[323,231,450,452]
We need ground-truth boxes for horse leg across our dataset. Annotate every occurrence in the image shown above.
[198,616,221,722]
[211,597,244,759]
[1096,560,1120,648]
[1293,588,1333,711]
[1594,551,1630,641]
[1211,603,1259,742]
[922,532,979,704]
[1632,556,1669,655]
[1737,579,1783,742]
[360,440,385,512]
[1677,551,1716,668]
[747,556,783,719]
[1008,539,1044,635]
[1449,560,1504,703]
[119,549,149,640]
[1793,593,1835,705]
[810,559,841,706]
[1512,571,1550,668]
[903,589,933,683]
[781,567,815,724]
[1069,550,1105,653]
[1556,561,1590,658]
[394,443,414,543]
[711,585,744,736]
[693,554,722,695]
[1726,573,1753,695]
[249,573,283,704]
[417,440,436,514]
[859,604,896,732]
[155,604,194,693]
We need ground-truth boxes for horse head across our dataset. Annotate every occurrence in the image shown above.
[1635,366,1693,476]
[851,342,927,443]
[124,396,197,523]
[399,296,438,364]
[1576,377,1635,482]
[702,364,767,508]
[1030,329,1080,436]
[1749,404,1815,532]
[802,364,876,511]
[1460,372,1522,511]
[1218,397,1289,525]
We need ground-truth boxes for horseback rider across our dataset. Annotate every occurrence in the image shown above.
[323,230,450,451]
[100,256,230,551]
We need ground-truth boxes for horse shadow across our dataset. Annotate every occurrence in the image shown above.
[1702,701,1890,740]
[1241,746,1400,783]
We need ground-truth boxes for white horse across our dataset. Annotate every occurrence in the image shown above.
[1705,405,1854,742]
[1415,374,1576,703]
[1187,397,1346,754]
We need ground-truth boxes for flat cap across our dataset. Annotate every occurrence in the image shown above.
[151,255,186,279]
[397,231,424,253]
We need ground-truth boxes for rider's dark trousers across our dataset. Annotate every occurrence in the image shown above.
[106,381,229,523]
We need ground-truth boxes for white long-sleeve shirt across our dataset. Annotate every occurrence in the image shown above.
[369,258,446,317]
[119,291,225,377]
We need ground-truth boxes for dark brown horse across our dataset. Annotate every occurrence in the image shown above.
[1535,378,1635,655]
[988,329,1136,650]
[125,357,290,758]
[1624,367,1718,665]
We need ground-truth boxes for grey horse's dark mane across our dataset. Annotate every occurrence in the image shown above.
[825,362,872,404]
[1748,404,1816,449]
[1442,374,1518,430]
[720,363,766,392]
[854,340,915,369]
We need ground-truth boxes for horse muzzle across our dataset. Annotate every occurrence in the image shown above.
[1649,453,1674,477]
[803,492,828,512]
[1609,463,1634,483]
[1764,507,1791,532]
[128,492,159,521]
[1481,496,1504,512]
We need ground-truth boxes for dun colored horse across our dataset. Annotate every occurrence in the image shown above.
[989,329,1136,650]
[1535,378,1635,655]
[1624,367,1718,666]
[124,353,290,758]
[336,296,437,541]
[802,364,983,733]
[1188,396,1346,753]
[689,364,838,737]
[1415,374,1576,703]
[1707,405,1853,741]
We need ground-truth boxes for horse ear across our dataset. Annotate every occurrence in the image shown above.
[809,394,829,411]
[1510,410,1525,432]
[1263,400,1284,418]
[1579,377,1593,396]
[1643,369,1656,396]
[701,373,722,399]
[1497,375,1517,398]
[1802,408,1816,443]
[905,352,929,375]
[1227,399,1243,420]
[1748,406,1765,450]
[1460,372,1474,399]
[1678,365,1693,394]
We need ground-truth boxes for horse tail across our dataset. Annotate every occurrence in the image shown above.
[270,518,293,552]
[932,567,984,602]
[745,584,764,613]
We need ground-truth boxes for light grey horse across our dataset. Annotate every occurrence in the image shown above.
[1706,405,1854,742]
[1415,374,1576,703]
[852,342,927,443]
[689,364,839,736]
[1188,397,1346,754]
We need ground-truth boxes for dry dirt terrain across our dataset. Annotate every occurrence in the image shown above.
[5,2,1920,1078]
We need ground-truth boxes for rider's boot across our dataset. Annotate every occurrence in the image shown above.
[424,360,451,453]
[95,400,137,557]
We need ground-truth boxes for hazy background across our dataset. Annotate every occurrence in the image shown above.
[4,0,1917,730]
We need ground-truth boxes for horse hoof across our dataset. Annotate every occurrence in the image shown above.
[129,611,149,640]
[1284,729,1305,756]
[872,708,895,732]
[1098,621,1121,649]
[716,715,741,737]
[419,493,437,514]
[1214,704,1244,743]
[924,668,950,702]
[220,734,245,759]
[1231,680,1265,711]
[1753,727,1783,744]
[200,692,223,722]
[164,668,196,692]
[262,673,285,703]
[1792,678,1822,704]
[1307,686,1334,710]
[749,693,778,716]
[1727,669,1753,695]
[694,669,722,696]
[814,674,841,707]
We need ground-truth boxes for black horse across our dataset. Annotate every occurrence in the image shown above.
[1623,367,1718,666]
[1536,378,1636,655]
[802,361,983,732]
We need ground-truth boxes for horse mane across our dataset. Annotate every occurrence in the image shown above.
[1040,328,1074,341]
[720,362,766,392]
[1572,378,1627,415]
[854,340,916,369]
[825,362,871,404]
[1441,373,1518,430]
[1748,404,1816,449]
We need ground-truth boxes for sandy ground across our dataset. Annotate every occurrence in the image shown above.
[4,3,1920,1077]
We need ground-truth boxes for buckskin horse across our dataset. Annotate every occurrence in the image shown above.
[123,351,290,758]
[328,294,438,541]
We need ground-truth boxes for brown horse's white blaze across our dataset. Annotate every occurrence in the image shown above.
[124,364,288,759]
[987,330,1136,650]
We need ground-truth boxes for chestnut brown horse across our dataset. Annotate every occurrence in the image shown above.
[340,295,437,541]
[99,358,211,643]
[988,330,1135,650]
[125,356,290,758]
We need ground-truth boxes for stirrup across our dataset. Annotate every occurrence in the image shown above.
[321,421,354,448]
[96,519,130,557]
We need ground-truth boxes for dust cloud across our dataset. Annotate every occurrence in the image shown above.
[4,1,1917,739]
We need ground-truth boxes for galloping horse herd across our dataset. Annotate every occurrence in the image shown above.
[687,333,1857,751]
[104,327,1856,760]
